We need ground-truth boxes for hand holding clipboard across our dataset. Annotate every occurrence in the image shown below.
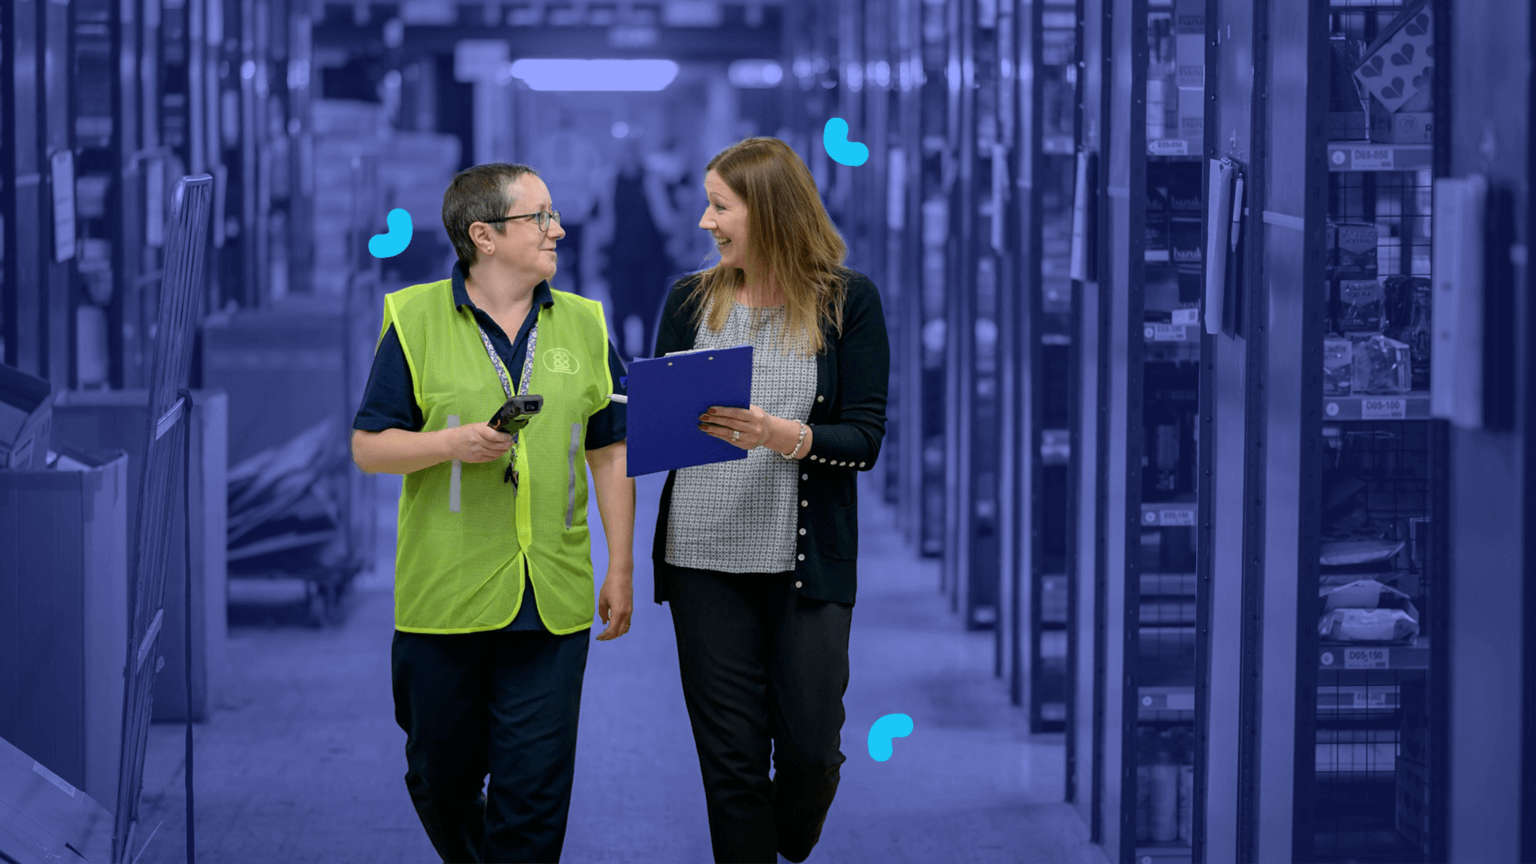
[622,344,754,477]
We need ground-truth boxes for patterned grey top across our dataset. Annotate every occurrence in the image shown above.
[665,299,818,574]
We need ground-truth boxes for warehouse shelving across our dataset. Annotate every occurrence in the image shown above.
[1017,0,1081,734]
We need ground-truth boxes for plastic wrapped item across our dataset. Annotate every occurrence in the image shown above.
[1320,539,1406,566]
[1351,333,1412,394]
[1323,336,1353,396]
[1335,279,1386,333]
[1319,579,1420,643]
[1320,607,1420,642]
[1320,578,1419,617]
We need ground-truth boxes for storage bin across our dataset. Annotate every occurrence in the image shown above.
[0,447,129,809]
[51,389,229,722]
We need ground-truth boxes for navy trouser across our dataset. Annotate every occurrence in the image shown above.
[667,566,853,864]
[391,625,590,864]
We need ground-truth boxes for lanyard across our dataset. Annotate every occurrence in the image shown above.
[475,320,538,446]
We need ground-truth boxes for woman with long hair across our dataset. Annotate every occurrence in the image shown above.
[650,137,890,864]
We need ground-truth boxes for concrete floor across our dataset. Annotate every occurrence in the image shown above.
[132,471,1107,864]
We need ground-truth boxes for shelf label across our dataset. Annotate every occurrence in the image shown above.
[1349,147,1395,171]
[1344,647,1390,669]
[1149,139,1190,156]
[1146,323,1189,342]
[1157,507,1196,526]
[1360,397,1407,419]
[1171,307,1200,326]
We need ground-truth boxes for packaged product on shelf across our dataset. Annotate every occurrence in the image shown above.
[1135,728,1155,842]
[1396,747,1433,856]
[1351,333,1412,394]
[1177,87,1204,143]
[1318,578,1421,643]
[1384,276,1432,390]
[1149,732,1180,843]
[1335,279,1387,333]
[1319,578,1420,618]
[1178,764,1195,843]
[1352,0,1434,115]
[1146,167,1170,250]
[1369,96,1433,145]
[1327,37,1371,141]
[1174,0,1205,87]
[1327,221,1379,279]
[1323,335,1353,396]
[1169,176,1203,302]
[1319,607,1420,642]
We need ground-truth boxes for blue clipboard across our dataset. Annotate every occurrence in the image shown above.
[625,344,753,477]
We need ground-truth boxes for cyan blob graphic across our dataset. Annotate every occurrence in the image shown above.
[823,117,870,167]
[369,208,414,258]
[867,713,914,762]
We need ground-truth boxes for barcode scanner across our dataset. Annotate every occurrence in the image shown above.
[489,394,544,434]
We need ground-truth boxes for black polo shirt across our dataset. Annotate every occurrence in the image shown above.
[355,263,628,633]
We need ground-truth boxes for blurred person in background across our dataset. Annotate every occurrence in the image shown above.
[350,162,635,864]
[592,134,684,360]
[650,137,891,864]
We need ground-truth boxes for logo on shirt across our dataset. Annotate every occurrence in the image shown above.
[543,348,579,374]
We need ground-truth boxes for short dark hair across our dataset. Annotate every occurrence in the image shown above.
[442,163,540,270]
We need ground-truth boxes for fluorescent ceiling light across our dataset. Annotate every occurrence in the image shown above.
[508,59,680,92]
[728,59,783,89]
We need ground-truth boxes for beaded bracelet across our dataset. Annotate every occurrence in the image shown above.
[782,421,808,460]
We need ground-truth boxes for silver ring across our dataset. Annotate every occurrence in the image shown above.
[732,430,740,441]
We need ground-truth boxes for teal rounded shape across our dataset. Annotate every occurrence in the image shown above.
[369,208,414,258]
[823,117,870,167]
[867,713,914,762]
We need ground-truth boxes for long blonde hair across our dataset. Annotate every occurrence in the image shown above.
[689,137,849,356]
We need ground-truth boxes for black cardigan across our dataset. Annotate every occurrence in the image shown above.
[650,269,890,607]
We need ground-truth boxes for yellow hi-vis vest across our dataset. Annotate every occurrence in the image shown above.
[381,280,613,634]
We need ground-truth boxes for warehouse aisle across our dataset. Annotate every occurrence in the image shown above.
[133,471,1104,864]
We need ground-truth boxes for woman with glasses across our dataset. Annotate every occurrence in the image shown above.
[650,138,891,864]
[351,163,636,864]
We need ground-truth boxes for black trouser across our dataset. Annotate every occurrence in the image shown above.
[667,567,854,864]
[391,627,590,864]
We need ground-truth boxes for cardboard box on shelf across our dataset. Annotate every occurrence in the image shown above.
[1369,93,1432,145]
[1175,34,1204,88]
[1352,0,1434,115]
[0,364,56,470]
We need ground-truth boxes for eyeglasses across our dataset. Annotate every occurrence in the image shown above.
[483,210,562,232]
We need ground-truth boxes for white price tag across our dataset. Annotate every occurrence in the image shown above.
[1344,647,1390,669]
[1149,139,1189,156]
[1147,323,1188,342]
[1159,508,1196,526]
[1171,307,1200,326]
[1360,397,1407,419]
[1350,147,1395,171]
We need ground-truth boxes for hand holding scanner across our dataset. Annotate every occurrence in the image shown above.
[489,394,543,434]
